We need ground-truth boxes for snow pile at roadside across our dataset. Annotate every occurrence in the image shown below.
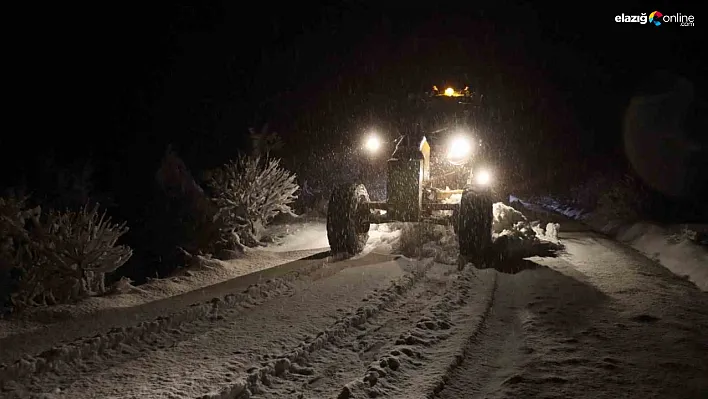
[0,248,321,338]
[492,202,563,261]
[493,202,560,243]
[0,214,327,337]
[526,196,708,291]
[493,201,529,233]
[365,202,563,264]
[617,223,708,290]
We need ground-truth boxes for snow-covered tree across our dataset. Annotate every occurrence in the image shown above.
[206,155,298,248]
[0,197,132,309]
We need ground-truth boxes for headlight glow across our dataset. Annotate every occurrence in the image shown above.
[446,135,473,164]
[475,169,492,185]
[364,134,381,152]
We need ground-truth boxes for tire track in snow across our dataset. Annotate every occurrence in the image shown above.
[195,257,436,399]
[0,256,380,396]
[427,272,499,398]
[7,257,419,398]
[336,266,498,398]
[0,248,324,364]
[250,262,461,398]
[434,274,527,399]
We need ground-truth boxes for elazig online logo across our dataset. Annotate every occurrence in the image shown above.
[615,11,695,26]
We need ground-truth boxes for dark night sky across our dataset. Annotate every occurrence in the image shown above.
[3,1,705,196]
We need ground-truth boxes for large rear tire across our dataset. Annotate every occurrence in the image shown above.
[327,183,371,255]
[457,186,493,267]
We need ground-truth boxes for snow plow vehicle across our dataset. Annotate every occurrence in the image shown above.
[327,85,499,266]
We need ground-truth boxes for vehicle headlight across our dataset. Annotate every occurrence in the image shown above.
[364,134,381,153]
[446,135,473,165]
[475,169,492,185]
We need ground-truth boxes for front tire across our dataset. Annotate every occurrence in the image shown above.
[457,186,493,267]
[327,183,371,255]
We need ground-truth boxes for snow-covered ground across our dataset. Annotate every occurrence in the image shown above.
[1,203,706,398]
[264,202,562,265]
[521,195,708,291]
[261,220,330,253]
[0,247,324,339]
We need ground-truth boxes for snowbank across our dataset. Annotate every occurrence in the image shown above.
[366,202,563,266]
[491,202,563,263]
[525,196,708,291]
[0,246,322,339]
[0,214,329,337]
[0,259,331,387]
[493,202,560,242]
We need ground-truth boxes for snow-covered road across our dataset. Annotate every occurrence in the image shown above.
[437,231,707,399]
[1,209,706,398]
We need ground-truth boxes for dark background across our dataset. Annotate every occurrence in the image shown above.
[2,1,705,208]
